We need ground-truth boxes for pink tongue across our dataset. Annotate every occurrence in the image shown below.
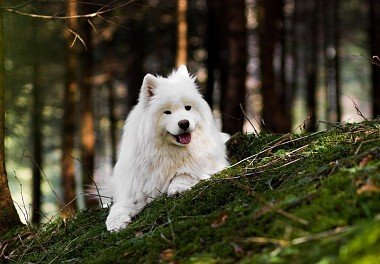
[178,132,191,144]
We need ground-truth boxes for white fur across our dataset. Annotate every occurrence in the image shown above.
[105,65,229,231]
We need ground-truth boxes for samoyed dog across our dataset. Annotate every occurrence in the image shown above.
[105,65,229,231]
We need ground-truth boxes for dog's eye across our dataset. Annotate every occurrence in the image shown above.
[164,110,172,115]
[185,105,191,111]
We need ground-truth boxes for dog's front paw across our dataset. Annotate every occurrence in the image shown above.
[106,210,131,232]
[167,183,192,197]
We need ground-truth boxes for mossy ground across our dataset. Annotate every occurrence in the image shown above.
[2,122,380,263]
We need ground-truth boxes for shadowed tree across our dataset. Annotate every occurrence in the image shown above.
[205,0,222,109]
[220,0,247,134]
[305,0,319,131]
[258,0,291,133]
[61,0,79,216]
[79,8,97,208]
[369,0,380,118]
[31,61,43,224]
[0,0,22,233]
[323,0,341,123]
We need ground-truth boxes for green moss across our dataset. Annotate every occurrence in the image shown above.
[2,121,380,263]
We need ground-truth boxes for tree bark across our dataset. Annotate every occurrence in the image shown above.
[107,80,117,166]
[61,0,79,216]
[0,0,23,233]
[305,0,319,131]
[258,0,290,133]
[80,12,96,208]
[323,0,341,123]
[176,0,188,67]
[220,0,247,134]
[369,0,380,118]
[205,0,220,108]
[31,62,43,224]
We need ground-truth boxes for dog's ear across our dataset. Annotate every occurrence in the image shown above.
[140,74,158,100]
[177,65,190,78]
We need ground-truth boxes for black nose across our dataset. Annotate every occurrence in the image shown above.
[178,119,190,130]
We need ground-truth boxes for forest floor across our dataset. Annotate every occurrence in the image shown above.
[2,121,380,263]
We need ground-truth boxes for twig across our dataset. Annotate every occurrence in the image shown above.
[227,130,325,169]
[3,1,136,20]
[243,226,351,247]
[291,226,351,245]
[240,103,259,136]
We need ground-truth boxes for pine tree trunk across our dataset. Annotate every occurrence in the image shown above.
[323,0,341,123]
[107,80,117,166]
[176,0,188,67]
[369,0,380,118]
[0,0,23,233]
[80,13,96,208]
[205,0,220,108]
[305,0,319,131]
[290,0,298,124]
[259,0,290,133]
[61,0,79,216]
[31,62,43,224]
[220,0,247,134]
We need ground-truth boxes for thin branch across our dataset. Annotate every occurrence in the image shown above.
[3,0,136,20]
[240,103,259,136]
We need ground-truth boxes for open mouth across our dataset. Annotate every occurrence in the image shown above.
[173,132,191,145]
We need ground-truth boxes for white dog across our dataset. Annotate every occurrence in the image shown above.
[105,65,229,231]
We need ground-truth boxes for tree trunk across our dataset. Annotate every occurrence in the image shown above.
[258,0,290,133]
[290,0,298,124]
[107,80,117,166]
[305,0,319,131]
[61,0,79,216]
[126,21,145,112]
[80,14,97,208]
[176,0,188,67]
[31,62,43,224]
[0,0,23,233]
[369,0,380,118]
[323,0,341,123]
[205,0,220,108]
[220,0,247,134]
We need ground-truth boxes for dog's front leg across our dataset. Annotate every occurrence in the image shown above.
[167,173,199,196]
[106,197,148,232]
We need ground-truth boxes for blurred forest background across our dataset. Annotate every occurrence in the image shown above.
[0,0,379,226]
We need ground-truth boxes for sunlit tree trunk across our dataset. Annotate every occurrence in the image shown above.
[80,14,96,208]
[61,0,79,216]
[220,0,247,134]
[31,62,43,224]
[176,0,188,67]
[369,0,380,118]
[0,0,23,233]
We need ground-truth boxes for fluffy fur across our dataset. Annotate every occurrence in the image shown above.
[105,65,229,231]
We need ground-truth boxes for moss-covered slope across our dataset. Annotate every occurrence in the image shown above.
[2,122,380,263]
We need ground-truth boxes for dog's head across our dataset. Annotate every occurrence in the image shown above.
[139,65,210,147]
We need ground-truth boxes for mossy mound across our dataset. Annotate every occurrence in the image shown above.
[2,122,380,263]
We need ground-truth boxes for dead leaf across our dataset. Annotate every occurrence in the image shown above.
[160,248,175,262]
[135,231,143,237]
[357,178,380,194]
[231,242,244,255]
[359,155,373,168]
[211,212,228,228]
